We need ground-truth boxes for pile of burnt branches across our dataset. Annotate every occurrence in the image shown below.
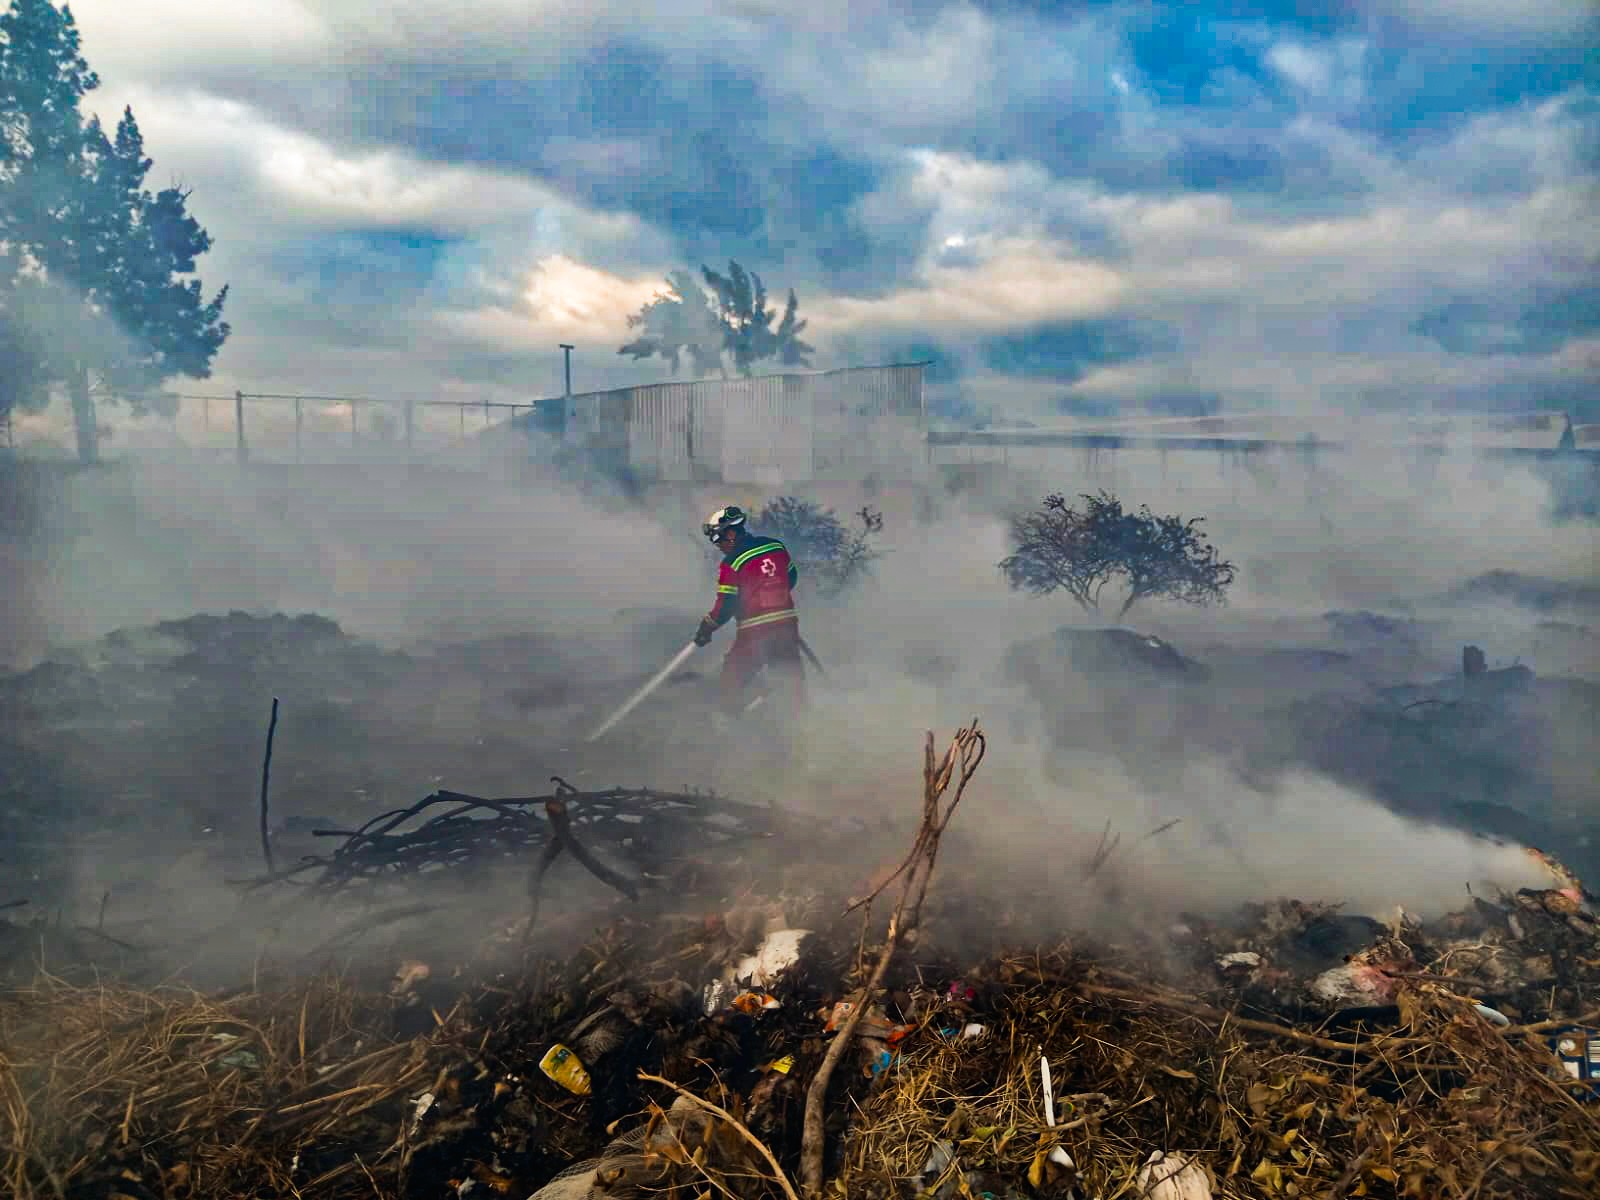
[254,781,779,898]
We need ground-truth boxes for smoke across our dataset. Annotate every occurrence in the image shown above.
[5,449,707,662]
[776,664,1555,930]
[3,425,1596,986]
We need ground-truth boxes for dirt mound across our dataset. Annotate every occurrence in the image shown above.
[1007,626,1210,689]
[1444,570,1600,615]
[0,612,425,906]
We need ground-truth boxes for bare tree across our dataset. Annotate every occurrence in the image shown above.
[756,496,882,597]
[999,491,1235,620]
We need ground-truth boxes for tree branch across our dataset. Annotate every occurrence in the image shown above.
[637,1072,802,1200]
[800,722,985,1198]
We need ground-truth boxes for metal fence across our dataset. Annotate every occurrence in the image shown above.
[157,390,547,461]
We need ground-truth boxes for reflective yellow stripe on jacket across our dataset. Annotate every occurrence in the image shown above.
[738,608,797,630]
[730,542,784,571]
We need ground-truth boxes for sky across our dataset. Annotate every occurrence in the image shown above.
[49,0,1600,424]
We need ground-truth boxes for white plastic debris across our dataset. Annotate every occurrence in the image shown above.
[729,927,810,989]
[1135,1150,1212,1200]
[1473,1004,1511,1027]
[411,1091,436,1135]
[1310,963,1397,1006]
[1217,951,1263,970]
[920,1140,955,1177]
[392,959,430,997]
[701,978,731,1017]
[1047,1147,1075,1168]
[1041,1055,1057,1127]
[960,1023,987,1040]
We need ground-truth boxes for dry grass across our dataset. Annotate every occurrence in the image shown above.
[4,923,1598,1200]
[0,970,460,1199]
[837,948,1600,1199]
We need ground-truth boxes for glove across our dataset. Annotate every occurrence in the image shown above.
[693,618,716,647]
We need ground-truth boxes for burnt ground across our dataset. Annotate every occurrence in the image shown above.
[1005,618,1599,879]
[2,562,1598,1198]
[0,609,744,936]
[3,576,1597,936]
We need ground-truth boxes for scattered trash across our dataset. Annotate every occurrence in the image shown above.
[207,1032,260,1072]
[7,740,1600,1200]
[1309,962,1401,1006]
[731,990,782,1015]
[410,1091,436,1135]
[701,978,731,1017]
[217,1048,260,1071]
[1473,1003,1511,1027]
[1041,1055,1056,1126]
[1135,1151,1212,1200]
[823,999,856,1032]
[862,1043,896,1078]
[1216,950,1262,972]
[537,1044,592,1097]
[1550,1026,1600,1099]
[730,927,809,989]
[391,959,430,996]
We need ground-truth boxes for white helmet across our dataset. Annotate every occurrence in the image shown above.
[702,505,748,541]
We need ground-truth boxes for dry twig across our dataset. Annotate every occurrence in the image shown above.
[800,720,986,1198]
[638,1071,802,1200]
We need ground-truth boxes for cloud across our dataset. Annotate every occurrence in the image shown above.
[809,240,1126,338]
[1367,0,1600,38]
[13,1,1588,425]
[69,0,327,72]
[1264,37,1368,110]
[444,255,667,350]
[93,86,645,244]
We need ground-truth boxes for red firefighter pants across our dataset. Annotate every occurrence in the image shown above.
[721,621,806,716]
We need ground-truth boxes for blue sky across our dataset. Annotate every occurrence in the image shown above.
[56,0,1600,422]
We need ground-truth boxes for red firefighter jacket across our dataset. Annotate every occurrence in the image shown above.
[705,532,799,634]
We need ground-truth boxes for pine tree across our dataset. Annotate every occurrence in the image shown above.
[0,0,230,461]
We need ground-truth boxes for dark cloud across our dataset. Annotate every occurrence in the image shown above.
[981,317,1180,383]
[268,231,455,308]
[1146,390,1224,417]
[1414,282,1600,358]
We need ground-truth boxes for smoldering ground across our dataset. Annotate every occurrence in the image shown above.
[1,437,1595,986]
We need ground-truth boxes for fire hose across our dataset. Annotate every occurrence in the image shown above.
[586,635,830,740]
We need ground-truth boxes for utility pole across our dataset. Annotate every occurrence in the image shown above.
[235,390,248,464]
[559,343,575,440]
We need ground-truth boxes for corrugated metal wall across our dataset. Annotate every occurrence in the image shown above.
[719,374,813,483]
[564,363,926,483]
[810,363,926,479]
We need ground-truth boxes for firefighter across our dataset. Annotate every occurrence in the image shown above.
[694,505,806,717]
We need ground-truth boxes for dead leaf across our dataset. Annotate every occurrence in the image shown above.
[1248,1082,1276,1115]
[1027,1146,1047,1190]
[1251,1159,1284,1193]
